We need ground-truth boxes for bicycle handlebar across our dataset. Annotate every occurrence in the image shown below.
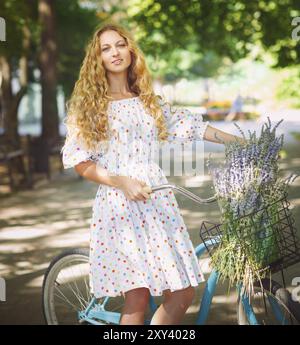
[150,183,217,205]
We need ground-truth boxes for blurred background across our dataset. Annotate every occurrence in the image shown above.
[0,0,300,324]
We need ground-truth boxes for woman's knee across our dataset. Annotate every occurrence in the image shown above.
[124,287,150,308]
[185,286,196,303]
[165,286,195,306]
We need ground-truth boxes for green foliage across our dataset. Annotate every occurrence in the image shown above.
[0,0,37,59]
[276,67,300,108]
[55,0,100,98]
[2,0,299,92]
[126,0,300,76]
[0,0,102,97]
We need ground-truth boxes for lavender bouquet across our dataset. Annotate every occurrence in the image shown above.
[208,118,297,296]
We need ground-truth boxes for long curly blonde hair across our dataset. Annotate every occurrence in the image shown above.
[64,22,173,151]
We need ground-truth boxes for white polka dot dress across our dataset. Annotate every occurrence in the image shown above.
[61,96,210,298]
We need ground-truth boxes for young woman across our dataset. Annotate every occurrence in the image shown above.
[61,22,244,325]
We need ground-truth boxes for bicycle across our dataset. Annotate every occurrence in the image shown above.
[42,183,300,325]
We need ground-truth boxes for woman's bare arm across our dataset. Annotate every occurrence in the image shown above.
[74,161,151,201]
[75,161,119,187]
[203,124,246,145]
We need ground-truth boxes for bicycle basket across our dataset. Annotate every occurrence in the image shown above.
[199,194,300,274]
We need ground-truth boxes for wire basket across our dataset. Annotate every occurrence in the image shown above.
[199,194,300,274]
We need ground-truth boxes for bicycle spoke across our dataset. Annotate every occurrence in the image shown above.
[79,264,91,304]
[53,262,89,317]
[68,264,88,309]
[54,277,80,311]
[54,286,79,311]
[83,271,91,302]
[56,266,85,310]
[107,298,125,312]
[43,251,127,325]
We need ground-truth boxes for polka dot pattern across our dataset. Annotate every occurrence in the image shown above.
[61,96,209,298]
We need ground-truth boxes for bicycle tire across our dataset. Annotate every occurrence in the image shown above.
[42,248,92,324]
[237,278,299,325]
[42,248,157,325]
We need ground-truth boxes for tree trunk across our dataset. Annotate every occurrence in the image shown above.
[0,57,26,147]
[0,55,13,138]
[38,0,59,143]
[0,24,30,147]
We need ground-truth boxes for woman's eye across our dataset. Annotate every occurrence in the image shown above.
[102,44,126,52]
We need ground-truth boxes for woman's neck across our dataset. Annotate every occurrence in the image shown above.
[107,90,137,99]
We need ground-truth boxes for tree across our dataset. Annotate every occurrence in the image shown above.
[38,0,59,142]
[55,0,100,99]
[123,0,300,77]
[0,0,35,145]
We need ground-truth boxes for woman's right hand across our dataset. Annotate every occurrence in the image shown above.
[111,176,152,201]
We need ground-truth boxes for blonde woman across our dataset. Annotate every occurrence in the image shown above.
[61,22,244,325]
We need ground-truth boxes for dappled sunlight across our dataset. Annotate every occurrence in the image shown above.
[290,177,300,187]
[290,198,300,207]
[0,243,36,254]
[0,175,95,288]
[13,262,49,277]
[211,293,238,304]
[0,221,90,242]
[184,174,212,188]
[186,286,238,325]
[189,211,213,220]
[0,227,54,241]
[280,161,300,170]
[189,291,237,312]
[1,207,43,219]
[46,231,89,249]
[290,158,300,166]
[180,209,205,218]
[25,274,45,288]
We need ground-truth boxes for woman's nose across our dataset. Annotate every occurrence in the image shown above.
[112,47,120,56]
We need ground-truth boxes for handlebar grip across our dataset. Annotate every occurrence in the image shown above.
[142,185,152,194]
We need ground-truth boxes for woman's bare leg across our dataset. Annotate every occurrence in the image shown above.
[119,287,150,325]
[150,286,195,325]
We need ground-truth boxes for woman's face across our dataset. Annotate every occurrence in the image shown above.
[100,30,132,73]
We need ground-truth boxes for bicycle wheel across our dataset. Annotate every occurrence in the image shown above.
[237,278,299,325]
[42,248,126,325]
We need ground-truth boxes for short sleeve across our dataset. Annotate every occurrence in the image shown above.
[158,97,209,143]
[61,131,98,169]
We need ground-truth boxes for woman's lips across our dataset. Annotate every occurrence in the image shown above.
[112,59,123,65]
